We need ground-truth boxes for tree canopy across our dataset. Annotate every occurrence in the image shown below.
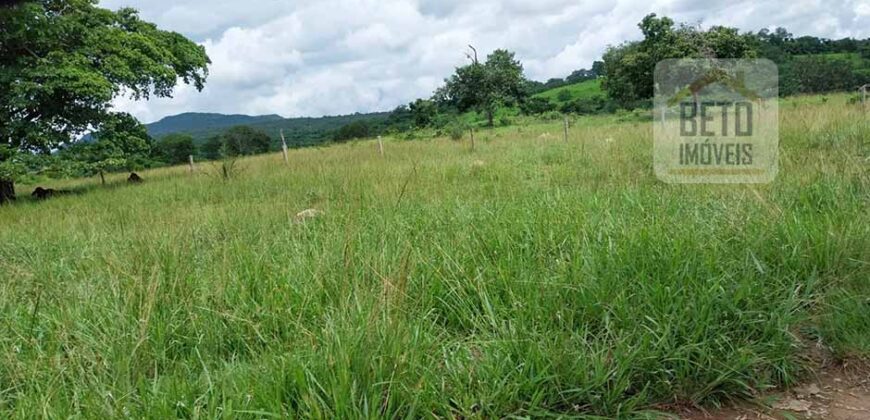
[0,0,209,152]
[0,0,209,202]
[154,133,196,165]
[601,14,757,107]
[221,126,272,157]
[436,48,527,126]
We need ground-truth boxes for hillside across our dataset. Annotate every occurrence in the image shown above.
[146,111,391,148]
[146,113,285,137]
[142,80,604,148]
[533,78,603,105]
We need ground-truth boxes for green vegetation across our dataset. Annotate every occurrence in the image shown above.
[435,48,527,127]
[0,0,209,203]
[1,4,869,415]
[533,79,603,103]
[333,120,373,142]
[153,134,197,165]
[601,15,870,108]
[1,95,867,417]
[145,112,392,149]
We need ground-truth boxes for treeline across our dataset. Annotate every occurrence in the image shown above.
[757,28,870,95]
[328,14,869,141]
[601,14,870,108]
[2,122,280,185]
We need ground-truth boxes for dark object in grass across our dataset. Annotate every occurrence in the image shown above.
[128,173,143,183]
[31,187,70,200]
[0,178,14,205]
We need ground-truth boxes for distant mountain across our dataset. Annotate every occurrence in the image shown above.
[144,111,393,149]
[145,112,285,137]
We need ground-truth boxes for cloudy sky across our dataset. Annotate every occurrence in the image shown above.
[101,0,870,123]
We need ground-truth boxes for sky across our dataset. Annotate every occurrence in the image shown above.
[100,0,870,124]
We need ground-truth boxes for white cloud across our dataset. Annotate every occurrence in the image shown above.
[99,0,870,123]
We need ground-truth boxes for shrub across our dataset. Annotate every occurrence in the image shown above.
[541,111,563,121]
[498,115,512,126]
[520,97,556,115]
[447,123,466,141]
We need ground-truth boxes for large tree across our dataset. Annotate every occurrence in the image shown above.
[601,14,757,108]
[437,48,527,126]
[0,0,209,203]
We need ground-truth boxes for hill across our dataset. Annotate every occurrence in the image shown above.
[533,78,603,105]
[145,111,392,148]
[146,112,285,137]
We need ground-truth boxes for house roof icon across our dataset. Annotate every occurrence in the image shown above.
[666,67,763,107]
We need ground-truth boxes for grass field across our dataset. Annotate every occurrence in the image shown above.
[533,79,604,104]
[1,95,868,418]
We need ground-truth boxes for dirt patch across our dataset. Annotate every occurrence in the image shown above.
[676,360,870,420]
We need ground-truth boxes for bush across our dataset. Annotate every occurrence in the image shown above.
[519,97,556,115]
[541,111,563,121]
[447,123,466,141]
[558,95,615,115]
[556,89,573,102]
[498,115,512,126]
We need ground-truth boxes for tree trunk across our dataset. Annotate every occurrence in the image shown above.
[99,170,106,185]
[486,109,494,127]
[0,178,15,205]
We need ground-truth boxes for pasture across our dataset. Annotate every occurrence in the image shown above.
[1,95,868,418]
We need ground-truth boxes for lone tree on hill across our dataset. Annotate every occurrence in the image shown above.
[0,0,210,204]
[436,47,528,127]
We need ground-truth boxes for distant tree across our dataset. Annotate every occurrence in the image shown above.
[544,77,565,89]
[385,105,413,131]
[437,48,527,126]
[201,135,224,160]
[222,126,272,156]
[154,133,196,165]
[0,0,209,203]
[408,99,439,128]
[556,89,573,102]
[62,113,152,184]
[791,56,859,93]
[591,61,605,77]
[333,120,372,141]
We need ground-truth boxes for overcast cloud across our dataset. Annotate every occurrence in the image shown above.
[100,0,870,123]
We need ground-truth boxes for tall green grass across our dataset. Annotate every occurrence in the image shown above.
[533,79,604,104]
[1,95,867,418]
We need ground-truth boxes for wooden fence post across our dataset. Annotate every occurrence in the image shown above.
[469,128,475,152]
[862,84,868,108]
[377,135,384,156]
[188,155,195,173]
[563,117,569,142]
[280,129,289,165]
